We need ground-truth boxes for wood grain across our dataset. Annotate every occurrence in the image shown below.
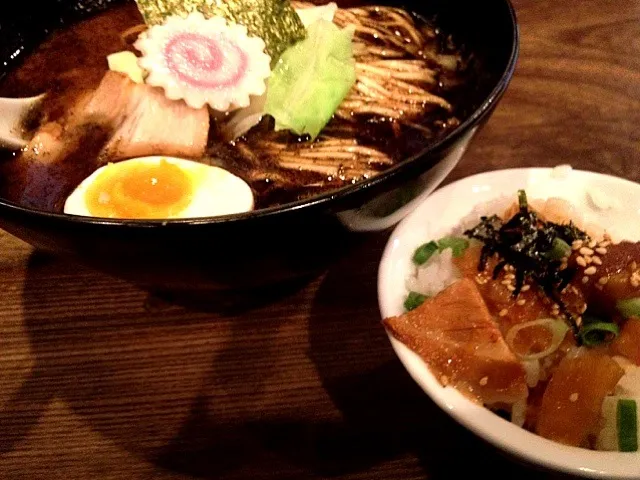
[0,0,638,478]
[449,0,640,185]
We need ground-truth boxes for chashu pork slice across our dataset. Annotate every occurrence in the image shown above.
[383,278,528,406]
[83,71,210,161]
[5,71,210,211]
[21,70,210,167]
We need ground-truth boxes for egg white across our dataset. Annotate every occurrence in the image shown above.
[63,156,254,219]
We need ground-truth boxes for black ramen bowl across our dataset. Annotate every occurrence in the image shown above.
[0,0,518,291]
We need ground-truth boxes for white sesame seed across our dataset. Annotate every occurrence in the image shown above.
[580,303,588,313]
[584,266,597,275]
[572,240,584,250]
[585,256,593,264]
[588,240,597,249]
[603,233,612,241]
[576,316,583,327]
[599,240,611,248]
[582,276,590,284]
[479,376,489,386]
[598,276,609,285]
[521,285,531,292]
[569,393,579,402]
[595,247,607,255]
[441,375,449,386]
[501,279,511,285]
[576,256,587,267]
[507,285,516,292]
[579,247,594,256]
[517,299,526,306]
[499,309,508,317]
[592,256,602,265]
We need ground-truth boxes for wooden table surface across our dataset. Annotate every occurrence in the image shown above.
[1,0,639,478]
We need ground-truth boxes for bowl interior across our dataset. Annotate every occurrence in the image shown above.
[0,0,519,225]
[378,167,640,479]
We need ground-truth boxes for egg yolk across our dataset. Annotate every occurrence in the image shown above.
[84,159,193,219]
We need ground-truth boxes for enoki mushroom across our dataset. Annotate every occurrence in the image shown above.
[260,134,391,179]
[331,4,454,121]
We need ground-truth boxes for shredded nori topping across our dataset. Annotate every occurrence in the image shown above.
[464,190,589,333]
[134,0,306,63]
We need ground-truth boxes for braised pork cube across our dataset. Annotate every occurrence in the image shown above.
[383,278,528,406]
[536,348,624,448]
[570,241,640,317]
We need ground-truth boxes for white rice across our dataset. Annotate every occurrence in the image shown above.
[406,248,459,297]
[615,357,640,397]
[405,194,515,297]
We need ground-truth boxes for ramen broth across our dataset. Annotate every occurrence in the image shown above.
[0,2,481,213]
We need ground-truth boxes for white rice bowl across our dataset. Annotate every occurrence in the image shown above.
[378,166,640,478]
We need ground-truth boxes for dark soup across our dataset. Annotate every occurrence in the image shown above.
[0,0,483,218]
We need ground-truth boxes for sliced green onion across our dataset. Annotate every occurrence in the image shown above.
[578,321,620,347]
[413,241,438,265]
[617,399,638,452]
[413,236,470,265]
[518,189,528,209]
[505,318,570,360]
[437,236,469,258]
[545,237,571,261]
[617,297,640,319]
[404,291,427,311]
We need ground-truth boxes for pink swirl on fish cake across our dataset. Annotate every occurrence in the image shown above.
[164,32,248,89]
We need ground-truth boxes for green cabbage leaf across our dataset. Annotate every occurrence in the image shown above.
[264,19,356,140]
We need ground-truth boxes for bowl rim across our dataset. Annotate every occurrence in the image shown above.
[0,0,520,228]
[377,167,640,479]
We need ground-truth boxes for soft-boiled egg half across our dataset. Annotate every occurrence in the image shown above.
[64,156,254,219]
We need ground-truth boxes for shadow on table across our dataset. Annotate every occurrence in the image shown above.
[264,237,575,480]
[1,244,576,480]
[0,250,310,474]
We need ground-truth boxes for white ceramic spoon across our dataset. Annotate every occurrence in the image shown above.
[0,94,46,149]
